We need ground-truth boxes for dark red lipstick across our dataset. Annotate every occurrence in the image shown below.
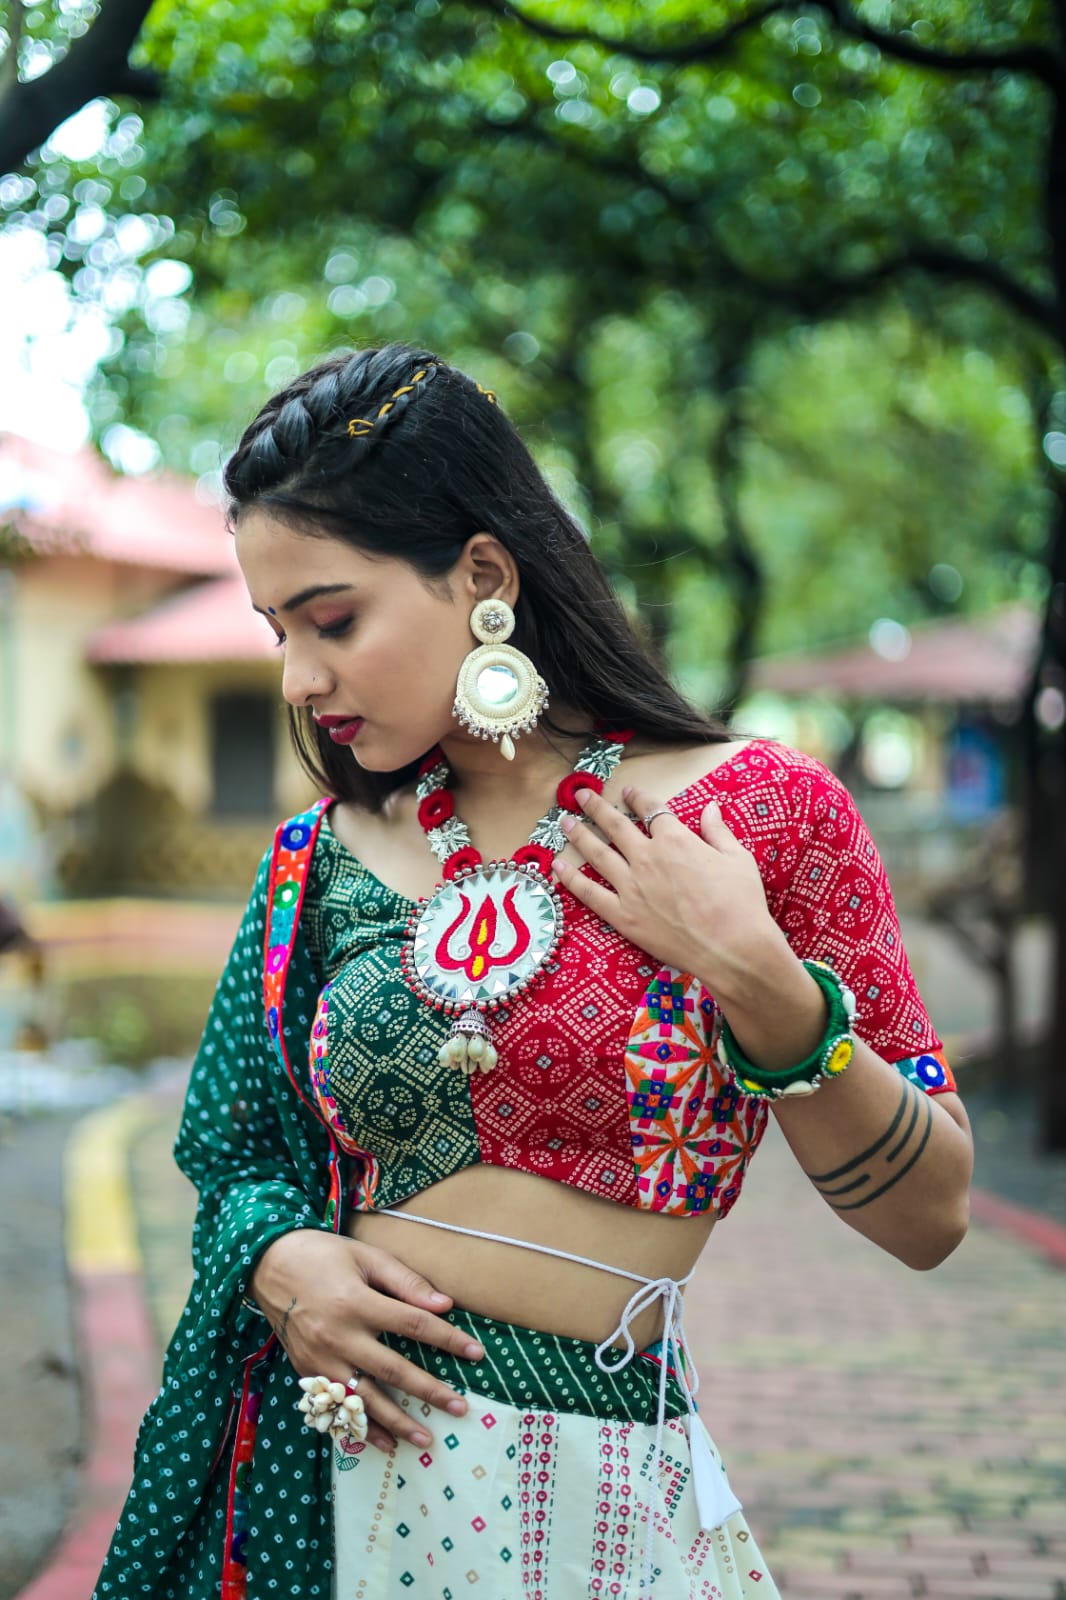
[315,715,365,745]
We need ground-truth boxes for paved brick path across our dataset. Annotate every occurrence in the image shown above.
[130,1103,1066,1600]
[689,1126,1066,1599]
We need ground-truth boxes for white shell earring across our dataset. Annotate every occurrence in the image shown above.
[452,599,549,761]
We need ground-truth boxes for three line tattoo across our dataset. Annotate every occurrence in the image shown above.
[805,1078,934,1211]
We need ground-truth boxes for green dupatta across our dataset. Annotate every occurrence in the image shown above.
[93,804,339,1600]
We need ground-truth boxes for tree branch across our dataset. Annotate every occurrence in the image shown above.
[0,1,27,97]
[488,115,1057,339]
[825,0,1064,92]
[710,344,763,708]
[762,243,1057,337]
[0,0,160,173]
[470,0,1064,94]
[470,0,792,66]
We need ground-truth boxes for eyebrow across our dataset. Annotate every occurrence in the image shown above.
[252,582,356,617]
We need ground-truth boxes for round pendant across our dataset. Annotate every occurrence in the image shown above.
[402,862,563,1014]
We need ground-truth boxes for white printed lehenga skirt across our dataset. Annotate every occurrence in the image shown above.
[331,1309,778,1599]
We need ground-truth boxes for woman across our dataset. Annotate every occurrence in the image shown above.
[95,344,972,1600]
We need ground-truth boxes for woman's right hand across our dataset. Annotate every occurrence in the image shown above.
[248,1229,484,1453]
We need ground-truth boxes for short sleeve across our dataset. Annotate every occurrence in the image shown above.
[765,756,956,1097]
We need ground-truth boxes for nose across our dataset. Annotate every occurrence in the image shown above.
[280,638,329,708]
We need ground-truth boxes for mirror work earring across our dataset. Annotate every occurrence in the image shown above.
[453,599,549,760]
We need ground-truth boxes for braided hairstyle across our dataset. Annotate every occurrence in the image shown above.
[224,342,730,809]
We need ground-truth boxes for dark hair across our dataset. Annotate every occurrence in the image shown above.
[223,342,730,809]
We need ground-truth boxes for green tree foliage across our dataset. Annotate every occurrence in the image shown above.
[6,3,1066,1137]
[1,0,1061,685]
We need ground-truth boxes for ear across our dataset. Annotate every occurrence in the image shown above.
[460,532,520,607]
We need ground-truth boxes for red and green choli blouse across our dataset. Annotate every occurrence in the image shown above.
[275,739,956,1226]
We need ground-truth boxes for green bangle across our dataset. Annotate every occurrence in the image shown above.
[716,958,858,1100]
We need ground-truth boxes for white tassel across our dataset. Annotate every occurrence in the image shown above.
[689,1417,742,1531]
[437,1010,498,1074]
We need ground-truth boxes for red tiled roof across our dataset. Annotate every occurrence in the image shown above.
[0,433,235,576]
[88,574,279,663]
[749,605,1037,706]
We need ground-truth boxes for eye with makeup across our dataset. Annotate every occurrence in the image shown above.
[316,614,355,640]
[269,615,355,649]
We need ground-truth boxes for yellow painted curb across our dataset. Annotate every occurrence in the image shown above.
[65,1098,157,1274]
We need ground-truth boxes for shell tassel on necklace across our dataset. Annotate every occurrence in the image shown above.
[438,1007,498,1075]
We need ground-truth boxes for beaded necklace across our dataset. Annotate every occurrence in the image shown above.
[401,730,633,1075]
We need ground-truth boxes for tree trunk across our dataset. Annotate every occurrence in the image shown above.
[1031,64,1066,1147]
[711,348,763,711]
[0,0,159,173]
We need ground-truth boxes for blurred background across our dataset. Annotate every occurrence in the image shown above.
[1,0,1064,1127]
[1,3,1065,1598]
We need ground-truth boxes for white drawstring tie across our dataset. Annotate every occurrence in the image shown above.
[379,1210,742,1595]
[593,1269,741,1593]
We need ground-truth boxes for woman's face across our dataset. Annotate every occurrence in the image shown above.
[235,509,503,772]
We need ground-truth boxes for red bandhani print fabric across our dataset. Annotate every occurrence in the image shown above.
[674,741,955,1073]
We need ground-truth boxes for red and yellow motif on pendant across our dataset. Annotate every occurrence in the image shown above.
[401,730,634,1071]
[402,862,563,1014]
[436,885,533,983]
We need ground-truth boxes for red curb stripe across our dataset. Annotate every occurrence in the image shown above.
[970,1184,1066,1270]
[15,1268,157,1600]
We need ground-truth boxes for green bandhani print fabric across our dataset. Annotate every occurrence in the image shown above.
[313,962,482,1203]
[379,1305,691,1422]
[306,816,482,1207]
[93,808,340,1600]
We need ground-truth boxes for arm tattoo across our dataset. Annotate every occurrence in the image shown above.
[805,1080,934,1212]
[271,1295,297,1349]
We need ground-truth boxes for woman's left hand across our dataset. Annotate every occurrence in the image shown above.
[552,784,782,999]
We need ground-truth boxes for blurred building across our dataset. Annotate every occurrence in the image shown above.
[744,607,1045,1066]
[745,604,1036,901]
[0,434,313,900]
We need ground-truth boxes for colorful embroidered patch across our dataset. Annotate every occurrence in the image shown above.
[309,981,381,1204]
[624,968,767,1218]
[263,800,328,1079]
[221,1342,274,1600]
[894,1047,956,1096]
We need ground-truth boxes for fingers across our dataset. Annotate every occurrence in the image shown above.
[293,1328,475,1452]
[361,1349,468,1419]
[293,1340,471,1454]
[698,800,745,854]
[353,1373,458,1452]
[370,1290,484,1362]
[359,1378,431,1450]
[574,785,647,849]
[359,1245,454,1312]
[551,852,620,922]
[356,1252,484,1361]
[620,783,741,855]
[558,811,625,882]
[364,1417,399,1453]
[355,1345,468,1420]
[552,785,639,912]
[620,785,683,838]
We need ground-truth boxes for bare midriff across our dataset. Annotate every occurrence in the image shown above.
[345,1165,716,1350]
